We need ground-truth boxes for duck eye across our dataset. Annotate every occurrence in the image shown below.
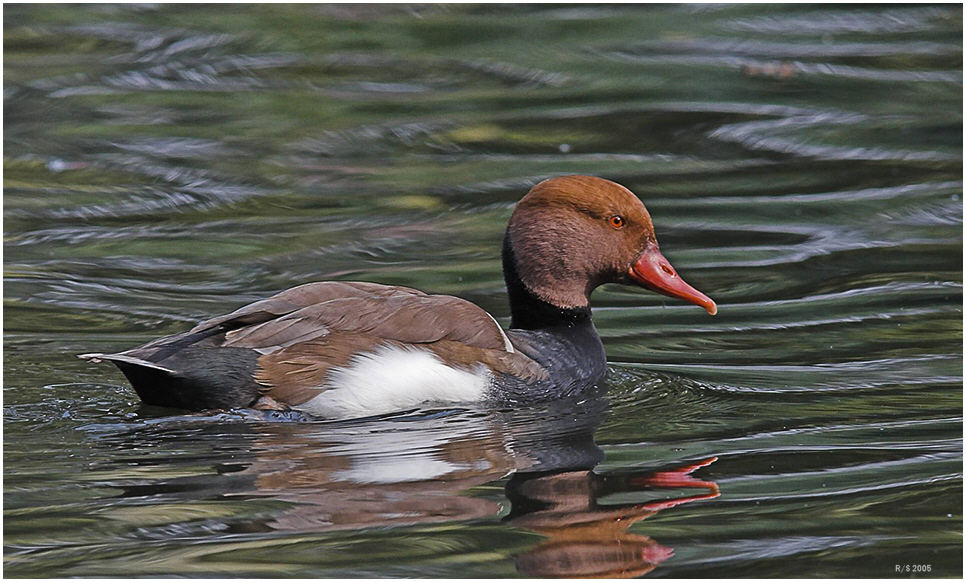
[608,215,625,229]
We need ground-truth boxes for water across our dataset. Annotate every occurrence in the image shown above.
[3,4,962,577]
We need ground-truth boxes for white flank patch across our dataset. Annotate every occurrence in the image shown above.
[294,344,492,419]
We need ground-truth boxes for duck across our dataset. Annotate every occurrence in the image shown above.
[81,175,716,418]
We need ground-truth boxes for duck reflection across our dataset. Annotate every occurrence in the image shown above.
[226,400,589,532]
[117,395,718,576]
[218,395,719,576]
[506,458,719,578]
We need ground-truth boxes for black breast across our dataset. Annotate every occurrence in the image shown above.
[492,318,607,404]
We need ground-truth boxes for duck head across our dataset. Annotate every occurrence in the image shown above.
[504,175,717,318]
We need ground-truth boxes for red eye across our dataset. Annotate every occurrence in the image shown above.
[608,215,625,229]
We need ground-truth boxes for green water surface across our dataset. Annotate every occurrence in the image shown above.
[4,4,962,578]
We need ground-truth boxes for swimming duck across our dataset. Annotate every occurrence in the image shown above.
[82,175,716,418]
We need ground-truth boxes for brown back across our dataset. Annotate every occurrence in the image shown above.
[190,281,511,354]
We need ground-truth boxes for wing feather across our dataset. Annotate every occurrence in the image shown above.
[208,282,510,353]
[190,281,426,333]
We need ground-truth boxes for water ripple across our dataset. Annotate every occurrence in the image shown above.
[724,6,957,35]
[617,38,960,59]
[637,356,962,393]
[709,115,960,161]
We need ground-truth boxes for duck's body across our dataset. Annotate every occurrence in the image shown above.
[83,176,716,418]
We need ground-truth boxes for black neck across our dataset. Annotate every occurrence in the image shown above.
[502,235,593,331]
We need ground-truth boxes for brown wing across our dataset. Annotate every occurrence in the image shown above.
[198,281,512,354]
[190,281,424,334]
